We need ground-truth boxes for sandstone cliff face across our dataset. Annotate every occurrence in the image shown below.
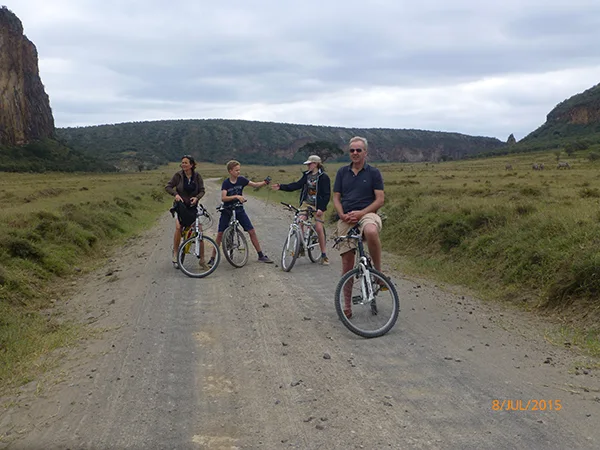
[546,83,600,126]
[0,7,54,146]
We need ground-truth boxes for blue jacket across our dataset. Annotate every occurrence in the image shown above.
[279,169,331,211]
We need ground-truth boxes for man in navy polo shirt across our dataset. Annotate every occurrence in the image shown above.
[333,136,385,309]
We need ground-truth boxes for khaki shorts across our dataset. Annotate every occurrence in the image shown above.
[299,202,316,212]
[335,213,382,255]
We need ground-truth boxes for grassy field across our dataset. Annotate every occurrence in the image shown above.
[0,167,174,391]
[1,152,599,392]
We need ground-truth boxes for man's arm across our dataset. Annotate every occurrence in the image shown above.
[346,190,384,223]
[333,192,348,222]
[362,190,385,215]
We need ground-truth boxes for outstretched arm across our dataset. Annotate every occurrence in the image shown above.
[278,175,305,192]
[247,179,268,188]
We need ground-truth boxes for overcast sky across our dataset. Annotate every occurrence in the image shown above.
[8,0,600,140]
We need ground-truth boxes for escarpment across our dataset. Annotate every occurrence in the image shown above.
[0,6,54,146]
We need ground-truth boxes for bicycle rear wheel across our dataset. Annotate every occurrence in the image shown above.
[307,227,326,263]
[222,226,249,268]
[178,235,220,278]
[281,229,301,272]
[334,267,400,338]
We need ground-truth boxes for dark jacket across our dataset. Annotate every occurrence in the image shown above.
[165,170,206,203]
[279,169,331,211]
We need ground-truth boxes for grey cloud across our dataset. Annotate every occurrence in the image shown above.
[10,0,600,139]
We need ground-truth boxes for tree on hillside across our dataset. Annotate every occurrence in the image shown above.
[296,140,343,162]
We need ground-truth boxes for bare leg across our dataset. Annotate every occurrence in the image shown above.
[173,221,183,260]
[199,225,205,263]
[315,220,326,254]
[247,229,262,253]
[211,231,223,259]
[341,250,355,312]
[362,224,382,271]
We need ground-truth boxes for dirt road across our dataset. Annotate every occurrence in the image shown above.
[2,181,599,449]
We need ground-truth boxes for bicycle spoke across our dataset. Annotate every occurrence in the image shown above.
[223,227,249,268]
[334,268,399,338]
[281,229,300,272]
[178,235,220,278]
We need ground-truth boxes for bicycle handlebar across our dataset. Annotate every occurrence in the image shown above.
[217,200,245,212]
[280,202,316,217]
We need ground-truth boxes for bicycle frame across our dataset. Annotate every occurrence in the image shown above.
[333,222,399,338]
[336,227,376,303]
[217,202,243,232]
[181,205,209,256]
[282,203,319,256]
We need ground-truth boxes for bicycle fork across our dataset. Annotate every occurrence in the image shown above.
[285,224,298,251]
[353,262,376,305]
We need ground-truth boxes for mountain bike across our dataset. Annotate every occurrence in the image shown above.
[333,225,399,338]
[217,201,249,268]
[176,204,220,278]
[280,202,326,272]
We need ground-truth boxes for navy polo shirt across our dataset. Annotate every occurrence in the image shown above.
[333,163,384,213]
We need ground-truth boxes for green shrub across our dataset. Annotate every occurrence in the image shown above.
[545,254,600,307]
[4,237,45,260]
[579,188,600,198]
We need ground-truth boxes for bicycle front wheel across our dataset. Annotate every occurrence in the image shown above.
[178,235,220,278]
[307,227,326,263]
[334,267,400,338]
[281,228,301,272]
[222,226,249,268]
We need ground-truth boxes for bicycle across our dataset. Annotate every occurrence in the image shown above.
[280,202,326,272]
[217,201,249,268]
[176,204,221,278]
[332,225,399,338]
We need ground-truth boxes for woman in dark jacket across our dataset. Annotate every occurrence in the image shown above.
[272,155,331,265]
[165,155,206,267]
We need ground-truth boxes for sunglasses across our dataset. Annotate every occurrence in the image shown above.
[349,148,363,153]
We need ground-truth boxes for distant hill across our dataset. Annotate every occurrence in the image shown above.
[56,119,505,169]
[505,83,600,154]
[0,138,117,172]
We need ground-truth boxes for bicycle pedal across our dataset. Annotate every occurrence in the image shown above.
[351,295,363,305]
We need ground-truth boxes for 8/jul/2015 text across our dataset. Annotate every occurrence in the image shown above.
[492,399,562,411]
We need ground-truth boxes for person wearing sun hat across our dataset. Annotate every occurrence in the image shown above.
[271,154,331,265]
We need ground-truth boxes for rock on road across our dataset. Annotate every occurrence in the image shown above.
[2,181,599,450]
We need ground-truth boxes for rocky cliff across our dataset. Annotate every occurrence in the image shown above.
[519,83,600,146]
[546,83,600,126]
[0,6,54,146]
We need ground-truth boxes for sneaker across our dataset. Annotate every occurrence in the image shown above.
[207,257,215,267]
[375,280,389,292]
[258,254,274,264]
[199,260,210,270]
[319,256,330,266]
